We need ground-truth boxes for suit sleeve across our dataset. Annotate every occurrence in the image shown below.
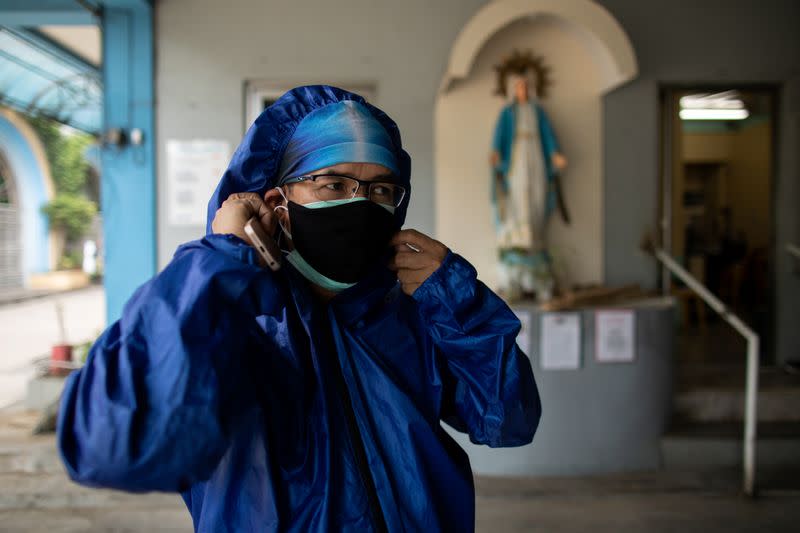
[413,252,541,447]
[57,234,283,492]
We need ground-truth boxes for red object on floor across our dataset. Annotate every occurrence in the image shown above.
[51,344,73,376]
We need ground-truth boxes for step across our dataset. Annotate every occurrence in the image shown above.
[661,422,800,470]
[673,365,800,423]
[673,385,800,423]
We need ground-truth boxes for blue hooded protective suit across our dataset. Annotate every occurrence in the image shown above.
[57,86,541,532]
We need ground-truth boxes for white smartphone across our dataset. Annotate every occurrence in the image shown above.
[244,217,282,271]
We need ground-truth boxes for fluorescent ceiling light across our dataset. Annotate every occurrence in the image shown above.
[680,108,750,120]
[680,91,744,110]
[679,90,749,120]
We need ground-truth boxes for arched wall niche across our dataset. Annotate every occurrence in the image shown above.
[435,0,637,290]
[441,0,637,93]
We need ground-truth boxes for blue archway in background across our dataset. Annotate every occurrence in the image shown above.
[0,112,51,276]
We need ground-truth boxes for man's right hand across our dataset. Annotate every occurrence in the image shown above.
[211,192,275,244]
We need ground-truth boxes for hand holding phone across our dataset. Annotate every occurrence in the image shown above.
[244,217,282,271]
[210,193,282,271]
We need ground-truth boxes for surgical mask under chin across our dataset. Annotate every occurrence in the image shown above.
[278,195,398,291]
[285,250,356,292]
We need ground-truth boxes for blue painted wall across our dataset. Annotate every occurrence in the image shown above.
[101,2,156,321]
[0,114,51,276]
[0,0,96,26]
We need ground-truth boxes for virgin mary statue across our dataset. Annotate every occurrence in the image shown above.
[490,64,568,302]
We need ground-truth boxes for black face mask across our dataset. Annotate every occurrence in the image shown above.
[286,200,398,283]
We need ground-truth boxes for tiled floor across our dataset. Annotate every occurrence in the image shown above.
[474,472,799,532]
[2,409,798,532]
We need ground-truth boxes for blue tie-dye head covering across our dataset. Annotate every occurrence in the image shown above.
[205,85,411,234]
[277,100,400,182]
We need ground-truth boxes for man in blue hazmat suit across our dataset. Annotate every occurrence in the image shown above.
[57,85,541,532]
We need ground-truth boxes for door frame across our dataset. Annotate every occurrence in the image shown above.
[658,83,781,361]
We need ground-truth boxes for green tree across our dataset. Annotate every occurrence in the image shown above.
[29,116,98,242]
[41,194,97,240]
[0,174,9,204]
[29,117,93,194]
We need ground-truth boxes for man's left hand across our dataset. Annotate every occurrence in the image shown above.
[388,230,449,296]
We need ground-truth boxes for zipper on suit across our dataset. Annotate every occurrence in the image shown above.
[326,325,389,533]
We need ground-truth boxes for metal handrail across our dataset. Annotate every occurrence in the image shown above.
[645,243,759,497]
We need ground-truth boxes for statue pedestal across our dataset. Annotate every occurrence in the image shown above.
[447,297,676,476]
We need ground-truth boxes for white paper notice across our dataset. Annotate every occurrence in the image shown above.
[540,313,581,370]
[596,310,636,363]
[166,140,230,226]
[514,309,532,358]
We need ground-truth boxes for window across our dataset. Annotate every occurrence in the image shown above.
[243,80,377,132]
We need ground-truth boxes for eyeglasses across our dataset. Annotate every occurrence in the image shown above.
[283,173,406,208]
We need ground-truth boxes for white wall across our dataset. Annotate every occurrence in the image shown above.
[436,15,605,289]
[155,0,487,268]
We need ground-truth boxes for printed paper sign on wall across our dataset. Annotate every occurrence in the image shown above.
[595,310,636,363]
[540,312,581,370]
[167,140,230,226]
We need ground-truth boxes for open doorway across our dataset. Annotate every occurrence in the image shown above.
[660,87,777,365]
